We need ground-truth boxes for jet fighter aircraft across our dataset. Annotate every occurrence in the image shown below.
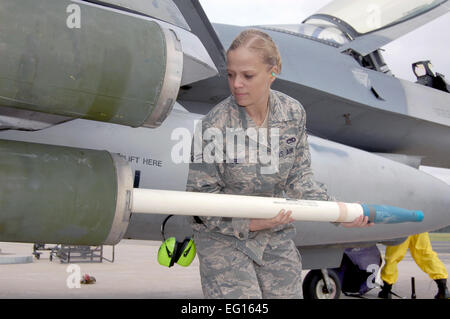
[0,0,449,299]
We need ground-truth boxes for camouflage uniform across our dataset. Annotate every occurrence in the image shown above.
[186,89,332,299]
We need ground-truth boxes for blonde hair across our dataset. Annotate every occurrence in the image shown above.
[227,29,282,74]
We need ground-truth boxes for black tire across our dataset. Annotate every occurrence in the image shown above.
[302,269,341,299]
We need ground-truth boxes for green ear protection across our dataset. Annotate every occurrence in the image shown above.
[158,215,196,268]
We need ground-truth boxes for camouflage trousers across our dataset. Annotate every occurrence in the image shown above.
[194,232,303,299]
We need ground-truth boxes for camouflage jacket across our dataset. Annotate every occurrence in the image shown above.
[186,89,332,265]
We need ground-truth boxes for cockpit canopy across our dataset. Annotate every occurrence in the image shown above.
[305,0,446,36]
[261,0,447,47]
[258,0,448,73]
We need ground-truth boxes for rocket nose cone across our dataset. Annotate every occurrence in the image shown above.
[416,211,424,222]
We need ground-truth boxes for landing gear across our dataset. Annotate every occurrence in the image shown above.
[303,269,341,299]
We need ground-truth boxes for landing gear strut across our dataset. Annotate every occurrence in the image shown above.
[303,269,341,299]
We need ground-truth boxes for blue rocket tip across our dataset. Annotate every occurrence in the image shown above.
[415,211,424,222]
[361,204,425,224]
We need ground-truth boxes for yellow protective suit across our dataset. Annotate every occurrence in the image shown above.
[380,232,448,285]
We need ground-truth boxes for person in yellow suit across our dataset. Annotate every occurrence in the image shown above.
[378,232,449,299]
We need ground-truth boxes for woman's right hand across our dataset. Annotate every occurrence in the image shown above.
[249,209,294,231]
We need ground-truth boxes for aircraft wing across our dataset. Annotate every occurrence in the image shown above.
[172,0,231,113]
[173,0,227,76]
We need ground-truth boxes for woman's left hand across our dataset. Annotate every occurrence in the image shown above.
[249,209,294,231]
[340,215,374,228]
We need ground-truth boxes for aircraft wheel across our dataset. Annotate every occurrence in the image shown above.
[302,269,341,299]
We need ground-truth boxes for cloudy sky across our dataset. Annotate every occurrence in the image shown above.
[198,0,450,184]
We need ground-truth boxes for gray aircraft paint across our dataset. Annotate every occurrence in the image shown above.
[1,103,448,247]
[1,0,449,269]
[176,1,450,168]
[206,23,450,168]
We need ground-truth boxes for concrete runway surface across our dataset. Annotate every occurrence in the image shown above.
[0,239,449,299]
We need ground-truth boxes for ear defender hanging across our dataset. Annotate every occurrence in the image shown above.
[158,214,196,268]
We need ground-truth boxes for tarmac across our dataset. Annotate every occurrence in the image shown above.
[0,239,449,299]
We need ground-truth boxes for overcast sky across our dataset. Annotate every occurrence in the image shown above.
[198,0,450,184]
